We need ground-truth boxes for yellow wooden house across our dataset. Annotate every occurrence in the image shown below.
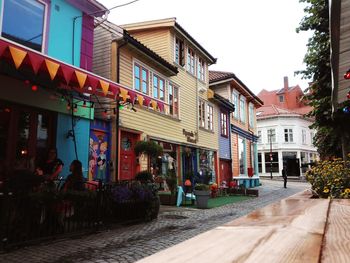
[93,18,221,185]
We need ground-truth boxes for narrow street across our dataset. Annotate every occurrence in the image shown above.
[0,180,309,263]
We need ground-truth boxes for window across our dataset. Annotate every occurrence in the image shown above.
[134,64,148,94]
[279,95,284,102]
[248,103,254,127]
[2,0,47,52]
[220,112,228,137]
[207,104,213,131]
[238,137,246,175]
[199,100,205,128]
[239,97,245,123]
[153,74,165,101]
[267,129,276,143]
[284,128,293,142]
[258,153,262,173]
[175,37,185,66]
[232,92,239,119]
[257,130,262,143]
[264,152,279,173]
[197,58,205,81]
[302,129,306,144]
[310,131,314,145]
[168,83,179,116]
[187,48,195,75]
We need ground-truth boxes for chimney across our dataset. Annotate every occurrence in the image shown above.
[284,76,289,90]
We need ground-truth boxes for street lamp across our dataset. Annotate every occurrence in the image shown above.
[268,129,273,179]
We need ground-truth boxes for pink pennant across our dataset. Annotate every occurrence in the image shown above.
[27,52,44,74]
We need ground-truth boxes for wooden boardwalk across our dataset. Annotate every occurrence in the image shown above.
[137,191,350,263]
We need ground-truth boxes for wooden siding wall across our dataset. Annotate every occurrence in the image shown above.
[93,24,113,79]
[128,29,172,62]
[338,0,350,103]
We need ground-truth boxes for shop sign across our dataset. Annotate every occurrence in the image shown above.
[182,129,197,143]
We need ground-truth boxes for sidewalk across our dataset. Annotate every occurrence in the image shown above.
[0,180,309,263]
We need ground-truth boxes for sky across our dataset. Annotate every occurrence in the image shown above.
[99,0,312,95]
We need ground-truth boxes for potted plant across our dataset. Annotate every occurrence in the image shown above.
[159,170,178,205]
[194,183,210,209]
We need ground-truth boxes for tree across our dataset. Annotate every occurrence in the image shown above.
[297,0,347,158]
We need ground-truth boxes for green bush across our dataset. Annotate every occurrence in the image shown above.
[306,157,350,198]
[135,171,153,183]
[134,141,163,158]
[165,169,177,195]
[194,183,210,191]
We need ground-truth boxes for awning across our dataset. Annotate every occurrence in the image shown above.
[0,38,164,111]
[207,88,235,112]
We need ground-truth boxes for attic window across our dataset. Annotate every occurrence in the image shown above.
[279,95,284,102]
[175,37,185,66]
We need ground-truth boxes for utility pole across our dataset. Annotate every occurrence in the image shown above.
[269,129,273,179]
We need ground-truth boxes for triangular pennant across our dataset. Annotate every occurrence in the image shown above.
[143,97,151,106]
[128,90,136,102]
[137,95,144,107]
[9,46,27,69]
[27,52,44,74]
[151,100,157,110]
[0,41,8,57]
[99,80,110,96]
[75,71,87,89]
[87,75,99,90]
[120,88,129,102]
[60,64,75,84]
[109,83,120,96]
[158,101,164,112]
[45,59,60,80]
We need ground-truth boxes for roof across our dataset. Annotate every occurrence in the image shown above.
[209,70,263,106]
[256,105,312,119]
[66,0,107,17]
[212,93,235,112]
[122,30,178,75]
[121,18,216,64]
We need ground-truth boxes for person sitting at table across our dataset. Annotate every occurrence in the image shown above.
[62,160,85,191]
[35,148,63,181]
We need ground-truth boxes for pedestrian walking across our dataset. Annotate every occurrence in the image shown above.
[282,168,287,188]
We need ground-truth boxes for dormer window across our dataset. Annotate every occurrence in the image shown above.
[1,0,47,52]
[279,95,284,102]
[175,37,185,66]
[187,47,195,75]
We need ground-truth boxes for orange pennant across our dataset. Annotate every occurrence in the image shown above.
[45,59,60,80]
[151,100,157,110]
[9,46,27,69]
[137,95,144,107]
[75,71,87,89]
[120,88,129,102]
[99,80,109,96]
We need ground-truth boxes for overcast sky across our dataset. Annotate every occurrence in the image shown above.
[99,0,312,95]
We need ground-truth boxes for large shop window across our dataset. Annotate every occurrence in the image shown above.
[264,152,279,173]
[134,64,148,94]
[0,102,56,176]
[151,141,177,178]
[238,137,246,175]
[198,149,215,183]
[2,0,46,52]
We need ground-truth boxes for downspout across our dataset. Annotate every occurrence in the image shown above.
[115,36,128,181]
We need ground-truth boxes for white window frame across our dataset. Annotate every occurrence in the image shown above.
[284,128,294,143]
[0,0,49,53]
[187,47,195,75]
[207,104,213,131]
[232,90,239,119]
[267,128,276,143]
[248,103,254,127]
[239,96,246,123]
[174,36,184,67]
[257,130,262,143]
[133,63,149,94]
[168,82,179,117]
[302,129,306,144]
[197,57,205,82]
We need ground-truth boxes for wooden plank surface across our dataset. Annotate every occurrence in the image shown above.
[137,191,330,263]
[321,199,350,263]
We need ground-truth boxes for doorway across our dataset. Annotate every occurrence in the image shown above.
[220,159,232,183]
[119,131,138,181]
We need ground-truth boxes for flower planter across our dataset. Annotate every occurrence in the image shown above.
[159,192,177,205]
[194,190,210,209]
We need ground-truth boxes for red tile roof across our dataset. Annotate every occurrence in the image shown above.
[209,70,235,83]
[257,105,312,119]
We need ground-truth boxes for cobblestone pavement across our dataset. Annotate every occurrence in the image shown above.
[0,180,309,263]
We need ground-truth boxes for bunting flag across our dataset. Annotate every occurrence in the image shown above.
[120,88,129,102]
[75,70,87,89]
[99,80,109,96]
[137,95,144,107]
[151,100,157,110]
[158,101,164,112]
[0,41,8,57]
[27,52,44,74]
[128,90,136,103]
[109,83,120,96]
[87,75,99,91]
[143,97,151,107]
[9,46,27,69]
[45,59,60,80]
[60,64,75,84]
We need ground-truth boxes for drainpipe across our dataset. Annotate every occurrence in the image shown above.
[115,36,128,181]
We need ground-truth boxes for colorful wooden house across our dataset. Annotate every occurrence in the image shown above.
[209,71,263,187]
[93,18,222,184]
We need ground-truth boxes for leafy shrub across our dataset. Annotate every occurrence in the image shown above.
[306,157,350,198]
[165,169,177,195]
[194,183,210,191]
[134,141,163,157]
[135,171,153,183]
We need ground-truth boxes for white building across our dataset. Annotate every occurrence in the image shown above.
[257,78,319,177]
